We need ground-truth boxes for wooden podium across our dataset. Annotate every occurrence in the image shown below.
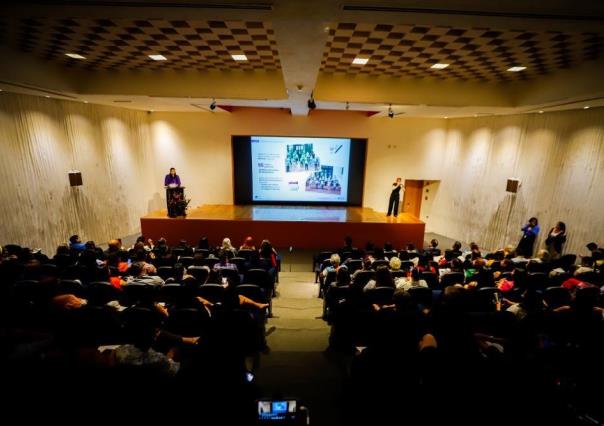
[166,186,186,218]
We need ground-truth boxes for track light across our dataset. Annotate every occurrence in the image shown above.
[209,99,216,111]
[307,92,316,110]
[345,101,349,110]
[388,104,394,118]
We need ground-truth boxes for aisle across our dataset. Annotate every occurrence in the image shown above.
[254,271,348,426]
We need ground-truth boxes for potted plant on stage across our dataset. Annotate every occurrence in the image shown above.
[167,190,191,218]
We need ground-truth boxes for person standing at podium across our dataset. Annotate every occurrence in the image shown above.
[164,167,181,187]
[165,168,184,218]
[386,177,404,217]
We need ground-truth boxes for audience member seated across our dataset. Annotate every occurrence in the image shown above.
[239,236,256,251]
[68,234,86,252]
[363,265,394,292]
[133,249,157,276]
[124,263,164,287]
[218,237,237,258]
[395,268,428,292]
[425,238,441,257]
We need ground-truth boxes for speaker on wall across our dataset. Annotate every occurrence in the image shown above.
[69,171,83,187]
[506,178,519,193]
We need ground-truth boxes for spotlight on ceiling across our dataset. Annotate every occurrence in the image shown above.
[388,104,394,118]
[307,92,316,110]
[209,99,216,111]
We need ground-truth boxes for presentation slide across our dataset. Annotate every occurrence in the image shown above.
[251,136,351,202]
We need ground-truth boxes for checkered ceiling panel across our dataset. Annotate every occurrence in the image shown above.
[321,23,603,81]
[0,18,280,72]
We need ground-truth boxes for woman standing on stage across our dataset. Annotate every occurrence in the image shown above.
[164,167,181,187]
[387,177,404,217]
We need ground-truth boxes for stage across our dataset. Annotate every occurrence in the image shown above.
[140,205,425,250]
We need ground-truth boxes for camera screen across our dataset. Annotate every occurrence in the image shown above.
[258,400,297,420]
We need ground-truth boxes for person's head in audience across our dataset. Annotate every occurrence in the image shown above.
[178,239,189,248]
[69,235,81,245]
[410,268,421,282]
[329,253,341,268]
[430,239,439,249]
[157,238,167,247]
[55,244,70,256]
[389,256,401,271]
[173,263,185,281]
[393,290,415,312]
[383,241,393,252]
[128,263,144,277]
[406,243,416,252]
[361,257,372,271]
[133,241,145,252]
[373,247,384,259]
[442,285,467,311]
[107,239,121,253]
[536,249,550,263]
[241,236,255,249]
[85,241,96,250]
[344,236,353,249]
[365,241,375,253]
[222,237,234,250]
[52,294,86,311]
[336,267,351,286]
[452,241,462,252]
[375,265,394,288]
[472,258,486,270]
[135,236,146,245]
[134,250,147,263]
[198,236,209,250]
[586,242,599,253]
[519,288,543,314]
[450,258,463,271]
[260,240,275,257]
[193,253,205,265]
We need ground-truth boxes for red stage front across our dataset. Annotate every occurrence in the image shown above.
[141,205,425,249]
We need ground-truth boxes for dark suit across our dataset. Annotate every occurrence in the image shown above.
[387,183,402,216]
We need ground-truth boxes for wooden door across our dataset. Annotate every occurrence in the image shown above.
[402,180,423,217]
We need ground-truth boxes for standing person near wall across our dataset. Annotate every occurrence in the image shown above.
[516,217,540,258]
[545,221,567,259]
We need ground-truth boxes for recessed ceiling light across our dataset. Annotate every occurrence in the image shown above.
[45,95,50,98]
[538,110,544,114]
[507,66,527,72]
[584,106,590,109]
[352,57,369,65]
[231,54,248,61]
[65,53,86,59]
[444,116,448,119]
[84,101,89,104]
[148,54,167,61]
[431,63,449,69]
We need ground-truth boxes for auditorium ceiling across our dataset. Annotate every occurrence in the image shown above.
[0,0,603,116]
[321,23,603,82]
[0,18,281,72]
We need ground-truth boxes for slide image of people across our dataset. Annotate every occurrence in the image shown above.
[305,165,341,195]
[285,144,320,173]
